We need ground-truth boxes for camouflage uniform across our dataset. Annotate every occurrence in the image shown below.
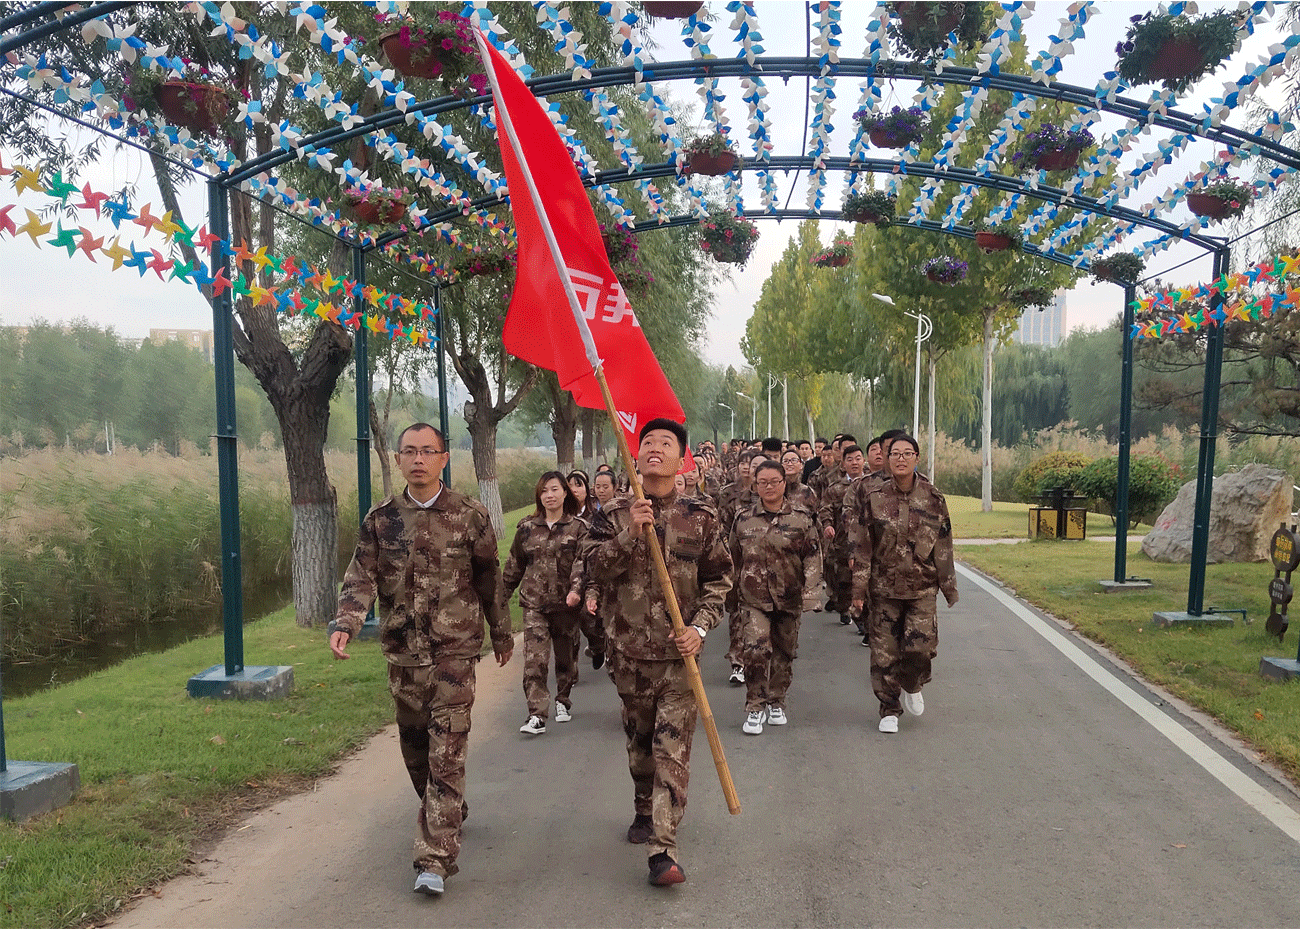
[729,499,820,714]
[702,465,724,501]
[503,513,588,722]
[817,470,860,616]
[848,474,958,717]
[334,486,510,879]
[785,478,819,516]
[582,490,733,861]
[720,447,739,484]
[718,480,757,666]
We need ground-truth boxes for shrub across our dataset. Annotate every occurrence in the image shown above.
[1013,452,1093,502]
[1077,455,1183,528]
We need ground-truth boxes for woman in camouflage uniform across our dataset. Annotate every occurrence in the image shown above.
[503,472,587,735]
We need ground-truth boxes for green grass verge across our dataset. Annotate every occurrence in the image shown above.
[958,539,1300,786]
[1,504,533,929]
[947,494,1151,540]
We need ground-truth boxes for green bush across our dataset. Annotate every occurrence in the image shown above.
[1076,455,1183,528]
[1013,452,1093,502]
[936,464,1021,502]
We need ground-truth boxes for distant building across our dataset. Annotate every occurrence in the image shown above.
[1009,290,1067,347]
[149,328,214,364]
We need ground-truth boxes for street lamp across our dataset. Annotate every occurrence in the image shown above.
[736,391,756,440]
[871,293,931,440]
[718,402,735,439]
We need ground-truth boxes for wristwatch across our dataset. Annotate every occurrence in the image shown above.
[692,625,708,640]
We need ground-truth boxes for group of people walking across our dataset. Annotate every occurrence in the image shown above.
[328,418,957,897]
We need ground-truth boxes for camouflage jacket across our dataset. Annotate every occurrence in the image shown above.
[702,466,725,500]
[582,490,733,661]
[808,462,843,506]
[728,499,821,613]
[817,470,862,533]
[335,486,510,664]
[785,479,819,516]
[502,513,588,612]
[848,474,958,603]
[719,481,757,534]
[720,449,739,482]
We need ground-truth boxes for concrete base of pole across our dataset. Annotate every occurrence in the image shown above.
[1259,657,1300,682]
[1151,610,1234,629]
[186,664,294,700]
[1098,579,1153,593]
[1,761,80,822]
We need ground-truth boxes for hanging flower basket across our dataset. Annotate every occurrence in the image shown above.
[1115,10,1240,94]
[888,1,994,63]
[154,81,231,136]
[811,236,854,269]
[922,256,968,285]
[601,224,655,296]
[455,251,517,280]
[375,13,489,95]
[699,212,759,266]
[344,186,413,226]
[1186,180,1254,221]
[975,233,1011,253]
[684,134,742,177]
[1090,253,1145,285]
[856,106,930,150]
[842,190,896,227]
[643,1,704,17]
[1009,123,1094,174]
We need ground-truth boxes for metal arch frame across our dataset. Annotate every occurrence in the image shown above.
[372,156,1227,257]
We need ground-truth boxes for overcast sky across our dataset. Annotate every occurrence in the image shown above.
[0,2,1291,371]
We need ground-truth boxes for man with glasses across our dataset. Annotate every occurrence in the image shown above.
[730,460,821,735]
[847,435,958,735]
[329,422,513,897]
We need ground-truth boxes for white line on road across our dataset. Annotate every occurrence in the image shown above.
[958,563,1300,846]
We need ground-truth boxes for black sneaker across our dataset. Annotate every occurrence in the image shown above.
[592,651,605,670]
[839,614,851,626]
[648,851,686,886]
[626,814,653,844]
[860,634,870,647]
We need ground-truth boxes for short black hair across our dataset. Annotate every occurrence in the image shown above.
[840,433,857,445]
[891,434,920,456]
[880,428,906,454]
[753,459,786,480]
[815,436,829,445]
[794,439,810,448]
[397,422,447,451]
[640,417,687,454]
[761,436,782,452]
[866,435,885,451]
[842,444,863,458]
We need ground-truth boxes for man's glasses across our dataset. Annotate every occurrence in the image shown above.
[400,447,446,458]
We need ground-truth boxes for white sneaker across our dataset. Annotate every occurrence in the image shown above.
[519,715,546,735]
[729,665,746,685]
[902,691,924,717]
[414,870,444,895]
[742,710,766,734]
[766,705,788,726]
[878,715,899,733]
[555,702,572,722]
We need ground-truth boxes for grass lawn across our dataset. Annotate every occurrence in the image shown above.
[947,494,1152,539]
[1,504,534,929]
[957,538,1300,786]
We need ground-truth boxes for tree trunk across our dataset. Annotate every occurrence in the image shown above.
[782,377,789,440]
[582,408,595,475]
[278,389,341,628]
[594,422,604,465]
[866,379,874,441]
[927,352,937,483]
[549,385,579,476]
[465,400,504,536]
[805,402,816,444]
[981,310,994,512]
[368,400,393,499]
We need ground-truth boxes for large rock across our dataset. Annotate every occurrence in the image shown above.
[1141,463,1294,564]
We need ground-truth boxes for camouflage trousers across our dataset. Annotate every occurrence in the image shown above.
[739,606,801,713]
[609,653,698,861]
[825,545,853,615]
[576,607,606,659]
[522,608,581,721]
[724,585,742,666]
[389,657,477,877]
[868,594,938,717]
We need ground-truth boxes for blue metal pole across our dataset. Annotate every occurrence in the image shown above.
[207,179,245,676]
[435,284,451,488]
[1186,246,1229,616]
[352,245,371,523]
[1114,282,1136,582]
[1,634,7,772]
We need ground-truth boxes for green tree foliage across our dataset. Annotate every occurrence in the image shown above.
[1012,451,1093,502]
[1077,454,1184,527]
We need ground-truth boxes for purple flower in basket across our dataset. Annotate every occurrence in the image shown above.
[921,255,968,284]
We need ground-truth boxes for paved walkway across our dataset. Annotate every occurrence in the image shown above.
[115,564,1300,927]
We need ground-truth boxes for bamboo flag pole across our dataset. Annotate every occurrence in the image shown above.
[474,29,740,815]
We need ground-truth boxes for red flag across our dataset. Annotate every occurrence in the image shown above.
[473,32,690,468]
